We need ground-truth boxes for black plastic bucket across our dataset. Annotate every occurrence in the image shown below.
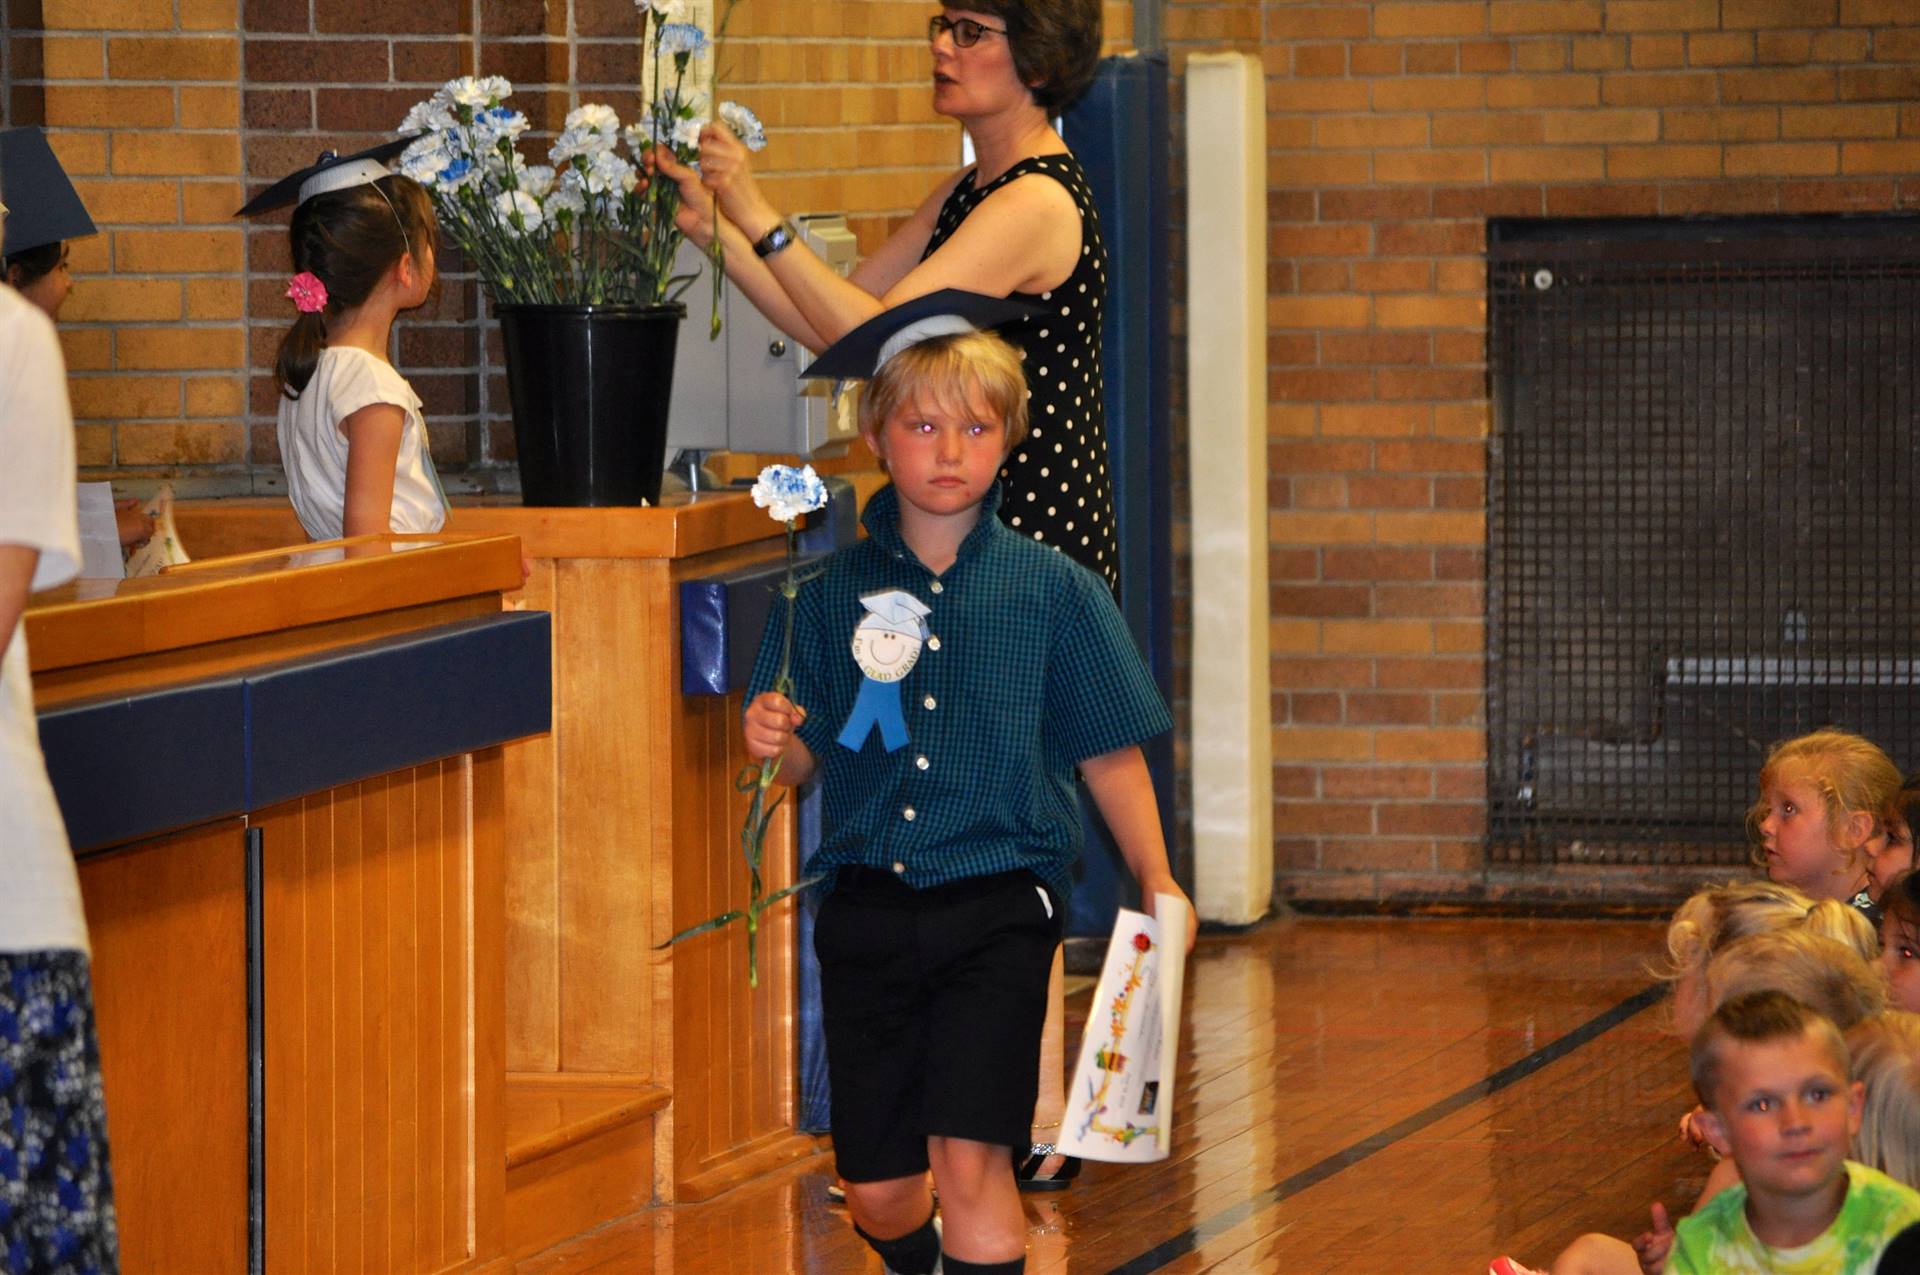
[496,302,686,506]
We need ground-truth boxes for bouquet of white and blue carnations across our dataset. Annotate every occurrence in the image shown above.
[393,0,763,313]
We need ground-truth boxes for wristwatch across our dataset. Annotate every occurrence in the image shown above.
[752,218,798,258]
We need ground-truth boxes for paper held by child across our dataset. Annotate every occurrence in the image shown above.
[1059,892,1191,1164]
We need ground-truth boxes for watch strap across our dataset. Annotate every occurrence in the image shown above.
[752,218,798,258]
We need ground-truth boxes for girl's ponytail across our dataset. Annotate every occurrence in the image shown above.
[276,310,327,399]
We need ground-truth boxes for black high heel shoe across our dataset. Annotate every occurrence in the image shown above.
[1015,1142,1081,1191]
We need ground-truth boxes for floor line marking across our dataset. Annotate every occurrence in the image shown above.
[1103,982,1669,1275]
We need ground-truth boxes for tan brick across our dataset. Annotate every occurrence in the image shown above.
[111,132,240,177]
[1688,32,1755,66]
[1407,43,1460,75]
[1272,512,1374,545]
[68,179,176,225]
[1375,2,1486,37]
[43,0,171,28]
[116,326,245,371]
[1840,67,1920,102]
[1782,104,1899,139]
[1294,44,1348,78]
[1347,475,1432,508]
[67,375,178,421]
[1602,71,1718,105]
[59,329,112,371]
[1486,73,1600,108]
[1433,111,1549,145]
[1269,152,1373,188]
[59,279,181,323]
[1433,620,1487,653]
[73,424,113,467]
[1270,728,1375,764]
[1841,0,1913,20]
[115,229,245,274]
[182,183,247,225]
[117,421,245,464]
[1461,39,1515,72]
[1268,296,1371,330]
[1632,34,1687,68]
[1572,35,1629,69]
[44,85,174,129]
[1351,43,1408,76]
[1755,31,1814,65]
[1274,801,1374,836]
[1725,141,1837,177]
[1491,145,1607,182]
[1269,79,1372,113]
[186,280,245,320]
[1323,766,1436,800]
[1842,141,1920,174]
[1514,39,1571,72]
[1608,143,1723,178]
[42,36,105,78]
[1605,0,1719,31]
[1315,115,1431,149]
[185,376,247,417]
[1371,77,1490,112]
[1378,803,1486,837]
[180,0,239,29]
[1354,259,1435,292]
[1270,620,1324,656]
[1723,0,1837,27]
[1322,404,1430,436]
[1290,474,1348,508]
[1375,295,1484,329]
[181,87,241,129]
[1435,258,1486,293]
[1494,1,1603,33]
[1376,728,1486,763]
[1813,30,1870,62]
[1269,405,1318,438]
[1543,108,1661,143]
[1324,619,1435,655]
[1722,68,1837,103]
[46,132,109,177]
[1376,511,1485,544]
[110,36,240,81]
[66,237,110,273]
[1375,149,1487,185]
[1662,107,1779,142]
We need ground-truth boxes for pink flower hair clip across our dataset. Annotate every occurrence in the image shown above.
[285,271,328,314]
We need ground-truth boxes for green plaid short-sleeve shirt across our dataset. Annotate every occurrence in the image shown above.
[747,482,1171,903]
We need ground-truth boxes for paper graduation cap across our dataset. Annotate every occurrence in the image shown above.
[801,288,1036,382]
[0,126,98,259]
[234,137,416,217]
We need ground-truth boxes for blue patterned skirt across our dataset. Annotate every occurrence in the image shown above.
[0,951,118,1275]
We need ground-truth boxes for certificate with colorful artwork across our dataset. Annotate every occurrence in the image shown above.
[1058,894,1190,1163]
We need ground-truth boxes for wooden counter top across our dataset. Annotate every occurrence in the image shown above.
[26,533,524,675]
[172,473,891,564]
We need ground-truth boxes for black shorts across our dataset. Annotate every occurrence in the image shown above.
[814,866,1063,1184]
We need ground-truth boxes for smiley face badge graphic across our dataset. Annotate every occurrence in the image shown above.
[836,589,933,753]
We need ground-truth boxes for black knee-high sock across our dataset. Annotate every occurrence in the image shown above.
[941,1256,1025,1275]
[854,1213,941,1275]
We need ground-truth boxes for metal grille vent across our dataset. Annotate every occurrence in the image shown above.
[1486,216,1920,867]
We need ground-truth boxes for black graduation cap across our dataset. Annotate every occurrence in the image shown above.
[802,288,1037,381]
[0,126,98,259]
[234,136,417,217]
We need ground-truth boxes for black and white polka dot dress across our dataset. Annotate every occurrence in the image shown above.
[923,153,1118,594]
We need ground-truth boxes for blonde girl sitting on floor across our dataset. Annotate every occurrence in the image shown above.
[1749,729,1902,917]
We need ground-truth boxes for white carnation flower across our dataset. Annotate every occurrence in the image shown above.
[447,75,507,109]
[493,189,545,234]
[400,98,455,136]
[583,150,636,196]
[517,164,556,198]
[564,103,621,140]
[546,184,586,217]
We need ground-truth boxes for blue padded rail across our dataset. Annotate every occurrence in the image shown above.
[679,476,858,696]
[40,610,553,852]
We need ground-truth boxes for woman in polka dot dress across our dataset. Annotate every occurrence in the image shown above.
[651,0,1117,588]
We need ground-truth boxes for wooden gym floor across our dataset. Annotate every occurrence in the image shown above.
[518,915,1703,1273]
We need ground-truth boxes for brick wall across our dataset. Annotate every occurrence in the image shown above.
[7,0,1130,493]
[1160,0,1920,905]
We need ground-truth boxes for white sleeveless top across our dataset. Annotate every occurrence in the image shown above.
[0,286,88,954]
[277,345,447,541]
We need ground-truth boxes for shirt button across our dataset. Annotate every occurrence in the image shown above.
[915,755,930,770]
[923,694,937,710]
[892,861,906,874]
[930,581,944,594]
[927,636,941,651]
[902,806,917,821]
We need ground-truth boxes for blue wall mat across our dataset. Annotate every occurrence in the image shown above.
[39,678,248,853]
[40,611,554,851]
[1062,54,1176,937]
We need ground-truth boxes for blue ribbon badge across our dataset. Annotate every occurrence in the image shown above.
[836,589,933,753]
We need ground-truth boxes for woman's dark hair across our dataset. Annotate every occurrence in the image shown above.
[4,240,64,289]
[1888,868,1920,933]
[275,174,438,400]
[964,0,1103,114]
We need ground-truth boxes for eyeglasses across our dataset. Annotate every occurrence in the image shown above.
[928,14,1008,47]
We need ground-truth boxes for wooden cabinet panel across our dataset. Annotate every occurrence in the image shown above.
[255,755,505,1275]
[80,820,250,1275]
